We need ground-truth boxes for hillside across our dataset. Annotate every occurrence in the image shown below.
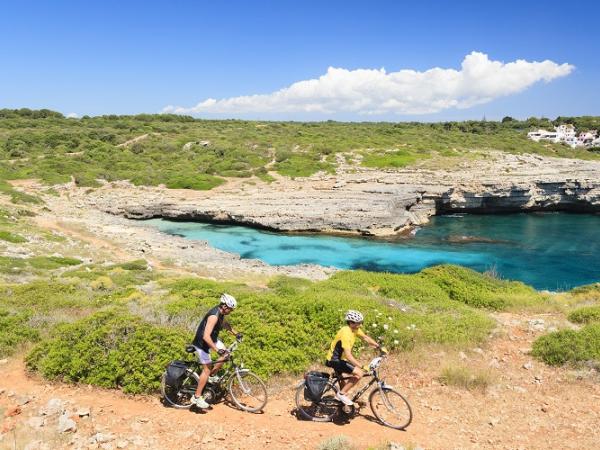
[1,110,599,194]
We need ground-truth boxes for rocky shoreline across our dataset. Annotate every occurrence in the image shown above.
[59,152,600,237]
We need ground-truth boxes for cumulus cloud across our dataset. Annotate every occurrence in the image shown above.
[163,52,574,117]
[66,112,79,118]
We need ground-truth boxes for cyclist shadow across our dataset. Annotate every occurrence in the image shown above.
[290,408,352,426]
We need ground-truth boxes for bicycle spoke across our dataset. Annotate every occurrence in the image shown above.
[369,387,412,430]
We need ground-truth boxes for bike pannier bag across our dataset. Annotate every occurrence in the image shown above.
[304,371,330,402]
[165,361,189,389]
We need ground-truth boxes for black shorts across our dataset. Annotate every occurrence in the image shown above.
[326,359,355,375]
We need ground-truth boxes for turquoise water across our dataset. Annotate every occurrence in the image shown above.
[144,213,600,290]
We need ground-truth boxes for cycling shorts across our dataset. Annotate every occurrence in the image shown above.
[326,359,355,375]
[193,340,225,364]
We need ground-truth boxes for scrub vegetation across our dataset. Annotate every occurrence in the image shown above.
[1,109,599,193]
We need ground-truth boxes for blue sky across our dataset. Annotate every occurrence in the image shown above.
[1,0,598,121]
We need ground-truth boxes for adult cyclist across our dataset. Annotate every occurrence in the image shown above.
[325,310,384,406]
[190,293,242,409]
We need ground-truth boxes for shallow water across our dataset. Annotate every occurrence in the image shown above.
[144,213,600,290]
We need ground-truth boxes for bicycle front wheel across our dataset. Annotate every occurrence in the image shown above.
[161,370,198,409]
[228,371,268,413]
[294,383,339,422]
[369,387,412,430]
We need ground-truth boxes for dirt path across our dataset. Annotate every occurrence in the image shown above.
[1,313,599,450]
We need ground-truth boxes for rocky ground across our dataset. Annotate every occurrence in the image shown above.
[1,312,599,450]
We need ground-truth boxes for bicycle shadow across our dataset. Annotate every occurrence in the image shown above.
[290,408,351,426]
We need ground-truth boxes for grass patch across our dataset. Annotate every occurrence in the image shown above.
[438,364,493,391]
[0,230,27,243]
[317,436,355,450]
[532,324,600,366]
[28,256,82,269]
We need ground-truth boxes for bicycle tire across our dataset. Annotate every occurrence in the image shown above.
[369,386,412,430]
[228,371,268,413]
[161,370,198,409]
[294,382,339,422]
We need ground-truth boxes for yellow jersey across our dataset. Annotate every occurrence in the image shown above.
[326,325,366,361]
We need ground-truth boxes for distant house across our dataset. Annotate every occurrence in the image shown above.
[527,124,597,148]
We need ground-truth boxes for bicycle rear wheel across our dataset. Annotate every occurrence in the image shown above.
[294,383,339,422]
[161,370,198,409]
[228,371,268,413]
[369,387,412,430]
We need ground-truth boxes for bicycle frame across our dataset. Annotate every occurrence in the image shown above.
[184,340,250,392]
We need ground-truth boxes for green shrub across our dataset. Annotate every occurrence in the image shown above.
[26,310,187,393]
[532,324,600,366]
[421,265,541,310]
[0,231,27,243]
[568,306,600,324]
[0,280,85,311]
[0,309,40,356]
[159,269,494,377]
[28,256,82,269]
[90,276,115,291]
[116,259,148,271]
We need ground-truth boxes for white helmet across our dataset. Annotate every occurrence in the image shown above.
[220,293,237,309]
[345,310,363,323]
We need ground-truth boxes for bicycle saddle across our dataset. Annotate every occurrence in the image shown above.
[185,345,196,353]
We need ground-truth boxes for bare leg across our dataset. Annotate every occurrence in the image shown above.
[195,364,212,397]
[340,367,364,395]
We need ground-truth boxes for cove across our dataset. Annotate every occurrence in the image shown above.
[143,213,600,291]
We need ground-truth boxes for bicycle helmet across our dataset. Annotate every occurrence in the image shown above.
[220,293,237,309]
[345,310,364,323]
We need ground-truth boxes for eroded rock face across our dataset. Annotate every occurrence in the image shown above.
[70,152,600,236]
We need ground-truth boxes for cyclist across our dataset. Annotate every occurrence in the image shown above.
[325,310,384,406]
[190,293,242,409]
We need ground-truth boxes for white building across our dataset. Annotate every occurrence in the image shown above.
[527,124,597,148]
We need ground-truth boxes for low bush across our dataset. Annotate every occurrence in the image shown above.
[28,256,82,269]
[159,269,495,377]
[421,265,542,310]
[0,231,27,243]
[0,309,40,356]
[532,324,600,366]
[568,306,600,324]
[26,310,188,393]
[116,259,148,271]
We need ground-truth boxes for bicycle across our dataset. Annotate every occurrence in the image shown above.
[161,337,268,413]
[294,350,412,429]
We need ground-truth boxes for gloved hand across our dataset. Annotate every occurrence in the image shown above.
[236,332,244,342]
[217,348,229,356]
[379,346,389,354]
[362,364,371,372]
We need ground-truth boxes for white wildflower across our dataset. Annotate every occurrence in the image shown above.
[394,340,399,345]
[394,329,399,334]
[372,323,377,328]
[383,324,389,330]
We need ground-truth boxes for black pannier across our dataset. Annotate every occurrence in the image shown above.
[165,361,189,389]
[304,371,330,402]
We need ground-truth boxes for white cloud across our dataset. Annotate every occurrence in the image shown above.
[163,52,574,117]
[66,112,79,118]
